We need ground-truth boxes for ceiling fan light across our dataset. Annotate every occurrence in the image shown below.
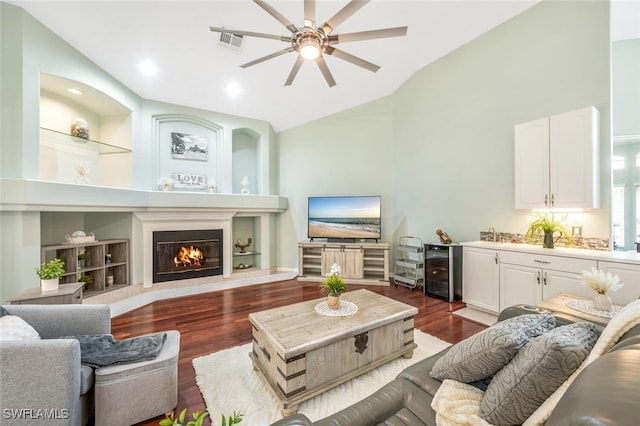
[299,34,321,60]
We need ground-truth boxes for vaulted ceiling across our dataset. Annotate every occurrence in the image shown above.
[8,1,550,131]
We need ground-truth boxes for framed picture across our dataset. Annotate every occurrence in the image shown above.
[171,132,209,161]
[172,172,207,190]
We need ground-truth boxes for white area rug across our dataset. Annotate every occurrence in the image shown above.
[193,330,450,425]
[452,307,498,326]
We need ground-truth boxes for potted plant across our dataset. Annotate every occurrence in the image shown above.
[320,263,348,310]
[78,273,93,290]
[160,408,243,426]
[35,258,65,292]
[525,213,573,249]
[580,268,624,311]
[77,250,87,269]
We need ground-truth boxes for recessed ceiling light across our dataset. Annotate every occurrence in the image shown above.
[139,60,158,77]
[227,82,241,98]
[67,88,83,95]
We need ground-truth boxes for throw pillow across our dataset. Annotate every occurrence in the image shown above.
[0,306,9,316]
[430,313,556,383]
[479,322,597,426]
[0,315,41,341]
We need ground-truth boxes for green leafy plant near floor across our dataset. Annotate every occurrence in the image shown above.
[35,258,65,279]
[525,213,573,247]
[160,409,243,426]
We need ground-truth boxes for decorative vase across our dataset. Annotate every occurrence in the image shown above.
[543,230,554,248]
[327,294,341,310]
[41,278,59,292]
[592,293,612,311]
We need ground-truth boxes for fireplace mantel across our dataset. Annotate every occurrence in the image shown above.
[0,179,288,213]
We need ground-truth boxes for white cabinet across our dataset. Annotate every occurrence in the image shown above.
[596,261,640,305]
[298,241,389,285]
[515,106,599,209]
[462,247,500,313]
[499,251,597,310]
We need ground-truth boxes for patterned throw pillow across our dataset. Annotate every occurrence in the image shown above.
[430,313,556,383]
[0,315,41,341]
[479,322,597,426]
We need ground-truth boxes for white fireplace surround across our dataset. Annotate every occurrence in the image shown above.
[135,211,234,288]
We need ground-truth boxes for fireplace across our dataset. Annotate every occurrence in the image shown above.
[153,229,223,283]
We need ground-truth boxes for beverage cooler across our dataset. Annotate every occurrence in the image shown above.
[424,243,462,302]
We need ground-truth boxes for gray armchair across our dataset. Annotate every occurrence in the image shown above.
[0,304,111,426]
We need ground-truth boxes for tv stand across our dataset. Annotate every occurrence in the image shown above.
[298,241,390,286]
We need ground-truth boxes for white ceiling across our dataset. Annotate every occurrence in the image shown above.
[7,0,560,131]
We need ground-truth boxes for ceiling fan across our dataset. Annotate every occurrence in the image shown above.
[210,0,407,87]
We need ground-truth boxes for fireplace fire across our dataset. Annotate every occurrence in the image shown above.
[153,229,223,283]
[174,245,205,268]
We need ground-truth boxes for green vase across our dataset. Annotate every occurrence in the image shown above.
[543,230,554,248]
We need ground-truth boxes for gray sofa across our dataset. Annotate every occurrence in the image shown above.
[271,306,640,426]
[0,304,180,426]
[0,304,111,426]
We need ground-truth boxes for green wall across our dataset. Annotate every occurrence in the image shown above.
[277,0,611,270]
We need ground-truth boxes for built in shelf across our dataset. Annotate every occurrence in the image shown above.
[40,127,132,155]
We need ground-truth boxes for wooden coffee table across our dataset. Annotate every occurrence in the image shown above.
[248,289,418,415]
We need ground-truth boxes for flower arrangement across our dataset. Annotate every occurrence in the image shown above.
[159,177,174,191]
[320,263,347,296]
[580,268,624,295]
[525,213,573,248]
[207,179,217,193]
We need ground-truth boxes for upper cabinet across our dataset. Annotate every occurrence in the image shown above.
[514,106,600,209]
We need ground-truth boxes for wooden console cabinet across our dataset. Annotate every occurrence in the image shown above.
[298,241,389,285]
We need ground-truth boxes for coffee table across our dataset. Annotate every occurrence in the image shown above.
[248,289,419,415]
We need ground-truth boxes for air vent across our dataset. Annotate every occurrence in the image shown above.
[218,32,244,51]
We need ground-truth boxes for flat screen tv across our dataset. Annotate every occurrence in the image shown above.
[308,196,381,242]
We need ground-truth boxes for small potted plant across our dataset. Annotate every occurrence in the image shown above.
[580,268,624,311]
[320,263,348,310]
[35,258,65,292]
[77,250,87,269]
[160,408,243,426]
[525,213,573,249]
[78,273,93,290]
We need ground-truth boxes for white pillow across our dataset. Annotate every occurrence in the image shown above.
[0,315,41,341]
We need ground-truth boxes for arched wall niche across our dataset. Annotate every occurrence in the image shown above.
[232,128,261,195]
[151,114,223,191]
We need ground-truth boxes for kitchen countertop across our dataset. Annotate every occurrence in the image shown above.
[461,240,640,265]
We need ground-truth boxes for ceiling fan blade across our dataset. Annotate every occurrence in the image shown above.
[304,0,316,29]
[209,27,291,42]
[241,47,295,68]
[329,26,408,44]
[319,0,370,35]
[253,0,299,34]
[315,56,336,87]
[324,46,379,73]
[285,56,305,86]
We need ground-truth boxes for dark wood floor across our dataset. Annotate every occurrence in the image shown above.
[110,279,487,426]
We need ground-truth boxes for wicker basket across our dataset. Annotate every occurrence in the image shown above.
[64,232,96,244]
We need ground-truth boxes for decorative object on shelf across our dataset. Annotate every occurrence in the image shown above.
[320,263,348,310]
[105,254,112,264]
[78,273,93,290]
[64,231,96,244]
[78,250,87,269]
[35,258,65,292]
[159,177,174,191]
[580,268,624,312]
[207,178,217,193]
[75,161,90,184]
[172,172,207,190]
[70,118,89,139]
[436,229,452,244]
[233,263,254,270]
[106,269,114,287]
[241,176,250,194]
[525,213,573,249]
[170,131,209,161]
[235,238,252,254]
